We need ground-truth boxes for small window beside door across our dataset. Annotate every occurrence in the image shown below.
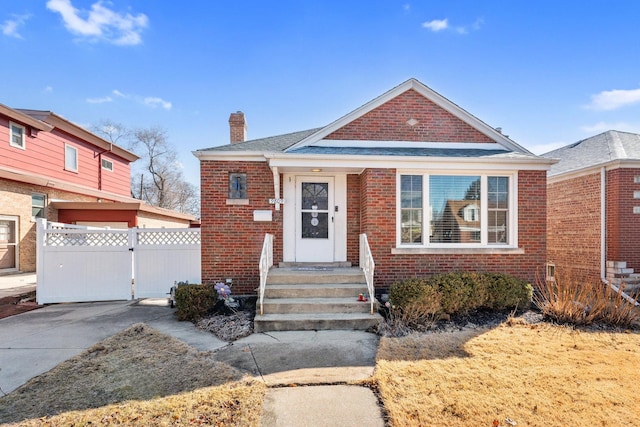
[32,194,46,220]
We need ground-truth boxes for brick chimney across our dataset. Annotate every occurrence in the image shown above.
[229,111,247,144]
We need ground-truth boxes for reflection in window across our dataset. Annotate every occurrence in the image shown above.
[301,182,329,239]
[488,176,509,244]
[430,176,481,243]
[228,173,247,199]
[400,175,422,244]
[32,194,46,219]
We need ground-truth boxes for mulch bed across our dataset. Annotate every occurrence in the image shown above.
[0,291,40,320]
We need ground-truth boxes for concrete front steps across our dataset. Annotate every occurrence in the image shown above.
[254,265,383,332]
[606,261,640,298]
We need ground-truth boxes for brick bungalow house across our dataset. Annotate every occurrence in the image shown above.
[194,79,554,297]
[544,130,640,285]
[1,104,195,274]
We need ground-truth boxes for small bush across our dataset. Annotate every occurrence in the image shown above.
[483,272,533,310]
[389,272,533,318]
[534,272,640,327]
[389,278,431,308]
[175,284,217,322]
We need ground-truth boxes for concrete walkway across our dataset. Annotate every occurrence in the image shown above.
[0,299,385,426]
[0,272,36,298]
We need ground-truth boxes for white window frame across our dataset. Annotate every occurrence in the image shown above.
[31,193,47,221]
[9,122,26,150]
[396,171,518,249]
[65,144,78,172]
[101,158,114,172]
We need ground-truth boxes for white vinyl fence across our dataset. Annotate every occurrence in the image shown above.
[36,219,200,304]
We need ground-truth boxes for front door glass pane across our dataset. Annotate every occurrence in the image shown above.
[301,182,329,239]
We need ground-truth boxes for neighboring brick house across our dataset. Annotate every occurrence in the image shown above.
[544,130,640,283]
[194,79,554,294]
[1,103,195,274]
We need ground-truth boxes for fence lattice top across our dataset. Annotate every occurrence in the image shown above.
[137,230,201,245]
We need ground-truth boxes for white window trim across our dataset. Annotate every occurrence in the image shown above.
[101,158,114,172]
[395,170,518,250]
[65,144,78,172]
[9,122,26,150]
[31,193,47,222]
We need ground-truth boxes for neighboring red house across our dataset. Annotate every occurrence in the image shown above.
[194,79,554,294]
[0,104,194,274]
[544,130,640,284]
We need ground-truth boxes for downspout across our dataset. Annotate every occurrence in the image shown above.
[271,165,280,211]
[600,166,640,306]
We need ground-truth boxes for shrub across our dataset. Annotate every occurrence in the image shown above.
[534,272,639,327]
[483,272,533,310]
[389,272,533,318]
[389,278,431,308]
[175,284,217,322]
[428,272,485,315]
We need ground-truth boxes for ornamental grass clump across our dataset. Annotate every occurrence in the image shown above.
[534,271,640,327]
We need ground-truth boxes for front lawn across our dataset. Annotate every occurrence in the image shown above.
[375,320,640,426]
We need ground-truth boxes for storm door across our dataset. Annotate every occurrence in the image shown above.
[295,177,334,262]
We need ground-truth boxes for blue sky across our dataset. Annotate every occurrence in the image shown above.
[3,1,640,186]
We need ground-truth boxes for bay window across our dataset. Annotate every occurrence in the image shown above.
[398,173,514,247]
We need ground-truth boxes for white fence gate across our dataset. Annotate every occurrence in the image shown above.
[36,219,201,304]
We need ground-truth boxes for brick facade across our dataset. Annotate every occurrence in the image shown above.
[201,165,548,294]
[0,177,103,272]
[547,167,640,283]
[547,172,602,282]
[326,89,495,143]
[606,168,640,272]
[200,160,283,293]
[358,169,546,289]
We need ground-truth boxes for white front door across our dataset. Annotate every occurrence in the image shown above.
[295,177,335,262]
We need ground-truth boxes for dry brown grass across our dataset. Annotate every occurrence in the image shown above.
[375,322,640,426]
[0,323,266,426]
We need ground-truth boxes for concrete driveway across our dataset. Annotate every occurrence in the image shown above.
[0,300,227,395]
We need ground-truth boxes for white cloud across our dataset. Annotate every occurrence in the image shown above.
[144,97,172,110]
[403,4,411,12]
[46,0,148,46]
[43,86,54,94]
[422,19,448,32]
[423,17,483,34]
[89,89,171,110]
[584,88,640,111]
[1,14,30,39]
[86,96,113,104]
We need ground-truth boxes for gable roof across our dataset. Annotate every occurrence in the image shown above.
[287,78,531,154]
[544,130,640,177]
[194,78,552,169]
